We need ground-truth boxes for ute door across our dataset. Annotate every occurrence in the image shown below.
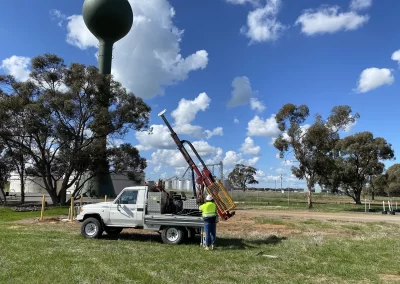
[109,190,140,227]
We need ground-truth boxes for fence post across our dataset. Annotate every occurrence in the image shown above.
[40,195,46,221]
[70,196,74,222]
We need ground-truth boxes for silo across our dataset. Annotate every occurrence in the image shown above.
[171,179,178,190]
[185,179,192,191]
[178,180,184,191]
[165,180,172,189]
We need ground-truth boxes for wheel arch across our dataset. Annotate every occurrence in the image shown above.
[82,214,105,228]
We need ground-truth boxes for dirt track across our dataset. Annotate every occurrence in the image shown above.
[233,209,400,224]
[215,209,400,238]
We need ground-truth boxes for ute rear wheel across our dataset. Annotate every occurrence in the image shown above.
[81,217,103,239]
[161,226,186,245]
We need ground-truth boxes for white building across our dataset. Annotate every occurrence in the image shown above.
[8,172,145,196]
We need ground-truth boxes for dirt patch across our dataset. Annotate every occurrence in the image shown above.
[215,209,400,239]
[379,274,400,281]
[14,216,80,231]
[217,211,298,238]
[7,225,23,229]
[237,209,400,224]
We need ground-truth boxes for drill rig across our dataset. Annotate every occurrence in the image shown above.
[158,109,236,221]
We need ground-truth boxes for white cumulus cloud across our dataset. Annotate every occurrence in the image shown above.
[59,0,209,99]
[250,98,266,112]
[225,0,259,5]
[355,67,394,93]
[171,92,223,138]
[240,137,261,156]
[234,118,239,124]
[135,125,176,151]
[240,0,286,43]
[222,151,259,173]
[172,92,210,126]
[136,92,223,152]
[204,127,224,139]
[391,49,400,66]
[65,15,98,49]
[0,55,31,81]
[281,159,295,167]
[295,5,369,36]
[350,0,372,11]
[151,141,224,171]
[247,114,280,137]
[255,170,280,183]
[343,120,357,132]
[49,9,67,27]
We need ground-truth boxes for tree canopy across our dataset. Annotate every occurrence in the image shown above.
[0,53,151,205]
[335,132,395,204]
[387,163,400,196]
[228,164,259,191]
[273,103,358,208]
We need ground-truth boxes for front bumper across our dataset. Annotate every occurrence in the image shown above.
[76,214,84,221]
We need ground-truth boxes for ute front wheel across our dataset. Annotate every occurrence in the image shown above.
[161,226,186,245]
[81,217,103,239]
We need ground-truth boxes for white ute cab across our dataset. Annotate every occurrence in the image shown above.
[77,186,212,245]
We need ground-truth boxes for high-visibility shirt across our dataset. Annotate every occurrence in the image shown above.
[199,201,217,217]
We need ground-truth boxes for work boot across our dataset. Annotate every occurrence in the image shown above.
[211,245,215,250]
[204,246,210,250]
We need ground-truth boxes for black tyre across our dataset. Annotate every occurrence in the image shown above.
[81,217,103,239]
[104,226,123,236]
[160,227,186,245]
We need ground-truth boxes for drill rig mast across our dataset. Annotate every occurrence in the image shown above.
[158,109,235,221]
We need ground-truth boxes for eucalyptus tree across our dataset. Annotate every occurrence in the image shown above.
[0,54,151,205]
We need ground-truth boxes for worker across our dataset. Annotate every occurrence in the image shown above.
[199,194,217,250]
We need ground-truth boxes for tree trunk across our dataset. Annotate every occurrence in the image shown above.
[354,189,362,204]
[20,181,25,204]
[48,190,59,206]
[306,179,313,209]
[307,190,313,209]
[0,187,6,205]
[371,191,375,200]
[58,187,67,206]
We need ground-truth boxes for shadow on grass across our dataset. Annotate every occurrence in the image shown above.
[100,231,287,250]
[214,235,287,250]
[101,231,162,243]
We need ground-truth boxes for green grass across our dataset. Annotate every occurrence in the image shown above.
[0,207,69,222]
[233,191,391,213]
[254,216,286,225]
[1,210,400,283]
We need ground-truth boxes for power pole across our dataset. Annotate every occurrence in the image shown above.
[280,174,283,193]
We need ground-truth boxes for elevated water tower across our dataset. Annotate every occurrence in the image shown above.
[82,0,133,197]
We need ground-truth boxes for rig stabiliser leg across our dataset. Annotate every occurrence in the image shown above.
[200,227,206,247]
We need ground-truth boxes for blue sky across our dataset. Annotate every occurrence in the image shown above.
[0,0,399,189]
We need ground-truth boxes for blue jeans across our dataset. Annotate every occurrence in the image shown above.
[204,221,216,247]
